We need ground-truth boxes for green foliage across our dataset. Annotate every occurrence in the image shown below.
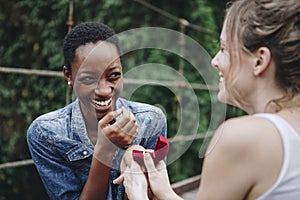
[0,0,239,198]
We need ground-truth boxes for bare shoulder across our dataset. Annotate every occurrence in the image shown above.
[215,115,277,144]
[206,115,281,160]
[222,115,277,136]
[200,115,283,199]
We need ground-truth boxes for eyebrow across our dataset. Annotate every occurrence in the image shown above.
[77,70,96,76]
[106,65,121,72]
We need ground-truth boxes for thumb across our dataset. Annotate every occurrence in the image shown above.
[113,174,124,185]
[143,153,156,173]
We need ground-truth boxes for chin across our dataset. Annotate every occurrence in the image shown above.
[217,92,227,103]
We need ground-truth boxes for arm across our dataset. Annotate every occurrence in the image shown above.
[27,122,87,200]
[79,157,113,200]
[196,118,259,200]
[80,108,138,200]
[27,107,138,200]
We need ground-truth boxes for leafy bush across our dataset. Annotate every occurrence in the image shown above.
[0,0,237,198]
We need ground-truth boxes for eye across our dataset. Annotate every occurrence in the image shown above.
[218,41,226,53]
[108,72,121,81]
[219,43,225,53]
[78,76,97,85]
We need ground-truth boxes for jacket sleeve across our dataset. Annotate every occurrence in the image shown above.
[27,121,92,200]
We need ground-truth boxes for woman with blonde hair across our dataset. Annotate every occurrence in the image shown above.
[120,0,300,199]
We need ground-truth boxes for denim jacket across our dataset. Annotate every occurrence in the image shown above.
[27,98,167,200]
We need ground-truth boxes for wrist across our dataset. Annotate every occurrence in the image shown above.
[93,147,115,164]
[162,192,183,200]
[129,187,149,200]
[155,186,183,200]
[138,192,149,200]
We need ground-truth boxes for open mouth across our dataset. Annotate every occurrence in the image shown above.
[92,97,113,114]
[93,97,112,107]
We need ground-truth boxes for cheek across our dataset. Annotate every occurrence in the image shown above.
[118,80,123,92]
[113,81,123,97]
[221,56,230,72]
[73,83,94,100]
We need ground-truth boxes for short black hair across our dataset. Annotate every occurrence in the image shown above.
[63,22,120,73]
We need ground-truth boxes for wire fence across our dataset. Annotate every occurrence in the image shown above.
[0,66,216,170]
[0,0,219,173]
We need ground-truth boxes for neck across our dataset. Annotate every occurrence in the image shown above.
[242,87,285,115]
[250,94,300,115]
[80,105,99,145]
[85,119,98,145]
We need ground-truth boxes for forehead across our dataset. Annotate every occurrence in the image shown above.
[73,41,121,72]
[75,41,119,62]
[220,20,227,44]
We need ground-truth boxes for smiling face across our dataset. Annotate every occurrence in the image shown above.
[71,41,123,122]
[211,21,257,109]
[211,27,229,104]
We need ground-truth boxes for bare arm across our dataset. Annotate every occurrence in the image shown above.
[79,156,113,200]
[79,108,138,199]
[196,117,268,200]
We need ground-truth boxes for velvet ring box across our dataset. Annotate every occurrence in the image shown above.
[132,135,169,165]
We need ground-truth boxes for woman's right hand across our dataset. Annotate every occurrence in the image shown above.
[143,153,183,200]
[123,160,149,200]
[94,107,138,163]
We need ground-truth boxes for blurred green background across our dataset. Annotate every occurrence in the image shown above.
[0,0,244,199]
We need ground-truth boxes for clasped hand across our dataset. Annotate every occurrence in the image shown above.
[114,149,183,200]
[94,107,138,163]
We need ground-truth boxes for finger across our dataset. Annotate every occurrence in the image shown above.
[130,111,136,123]
[113,174,124,185]
[115,108,132,128]
[123,121,138,139]
[131,160,144,173]
[125,112,138,136]
[143,152,156,173]
[98,108,123,128]
[128,111,137,128]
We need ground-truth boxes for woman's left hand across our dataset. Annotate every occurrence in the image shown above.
[123,160,149,200]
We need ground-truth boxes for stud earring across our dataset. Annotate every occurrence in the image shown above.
[66,80,73,104]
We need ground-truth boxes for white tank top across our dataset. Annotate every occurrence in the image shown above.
[255,114,300,200]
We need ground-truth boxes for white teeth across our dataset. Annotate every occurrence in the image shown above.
[93,98,112,107]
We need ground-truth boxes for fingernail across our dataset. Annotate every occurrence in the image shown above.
[114,108,122,115]
[144,152,151,159]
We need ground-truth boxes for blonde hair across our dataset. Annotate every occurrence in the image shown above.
[224,0,300,111]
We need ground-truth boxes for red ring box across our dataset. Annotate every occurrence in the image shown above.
[132,135,169,165]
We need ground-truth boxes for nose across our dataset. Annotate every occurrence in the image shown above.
[94,80,112,97]
[211,54,219,69]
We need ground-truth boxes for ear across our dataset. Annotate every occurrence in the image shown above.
[253,47,272,76]
[63,66,71,82]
